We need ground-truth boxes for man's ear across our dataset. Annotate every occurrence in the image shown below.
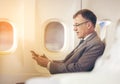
[87,22,92,29]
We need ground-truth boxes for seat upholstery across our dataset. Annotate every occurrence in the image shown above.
[93,20,119,72]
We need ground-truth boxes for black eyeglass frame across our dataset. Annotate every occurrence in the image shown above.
[73,21,89,27]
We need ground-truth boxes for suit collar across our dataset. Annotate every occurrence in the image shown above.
[84,31,97,42]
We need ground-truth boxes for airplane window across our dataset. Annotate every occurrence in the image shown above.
[99,21,111,28]
[45,21,64,51]
[96,19,111,41]
[0,20,16,54]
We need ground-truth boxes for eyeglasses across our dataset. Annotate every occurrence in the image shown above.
[73,21,89,27]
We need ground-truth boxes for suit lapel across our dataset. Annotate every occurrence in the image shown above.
[64,31,98,63]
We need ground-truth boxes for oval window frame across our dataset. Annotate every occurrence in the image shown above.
[41,18,67,53]
[0,18,17,55]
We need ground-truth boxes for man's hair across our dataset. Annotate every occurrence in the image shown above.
[73,9,97,27]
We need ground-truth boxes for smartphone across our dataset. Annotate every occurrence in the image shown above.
[30,50,39,57]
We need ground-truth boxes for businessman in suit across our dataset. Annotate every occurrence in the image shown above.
[31,9,105,74]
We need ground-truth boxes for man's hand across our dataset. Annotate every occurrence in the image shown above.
[31,50,50,67]
[32,56,50,67]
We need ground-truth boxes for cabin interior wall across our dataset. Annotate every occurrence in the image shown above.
[0,0,120,84]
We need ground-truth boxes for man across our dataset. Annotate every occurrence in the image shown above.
[31,9,105,74]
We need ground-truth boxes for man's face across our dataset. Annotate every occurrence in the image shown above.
[73,15,89,39]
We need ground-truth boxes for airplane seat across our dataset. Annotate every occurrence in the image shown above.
[93,24,109,71]
[95,24,106,44]
[93,20,119,72]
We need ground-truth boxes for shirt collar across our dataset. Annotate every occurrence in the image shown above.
[81,33,93,41]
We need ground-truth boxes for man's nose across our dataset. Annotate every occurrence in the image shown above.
[73,26,77,31]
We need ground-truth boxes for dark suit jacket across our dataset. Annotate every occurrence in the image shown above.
[49,31,105,74]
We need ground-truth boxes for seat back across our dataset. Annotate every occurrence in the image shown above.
[93,20,117,72]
